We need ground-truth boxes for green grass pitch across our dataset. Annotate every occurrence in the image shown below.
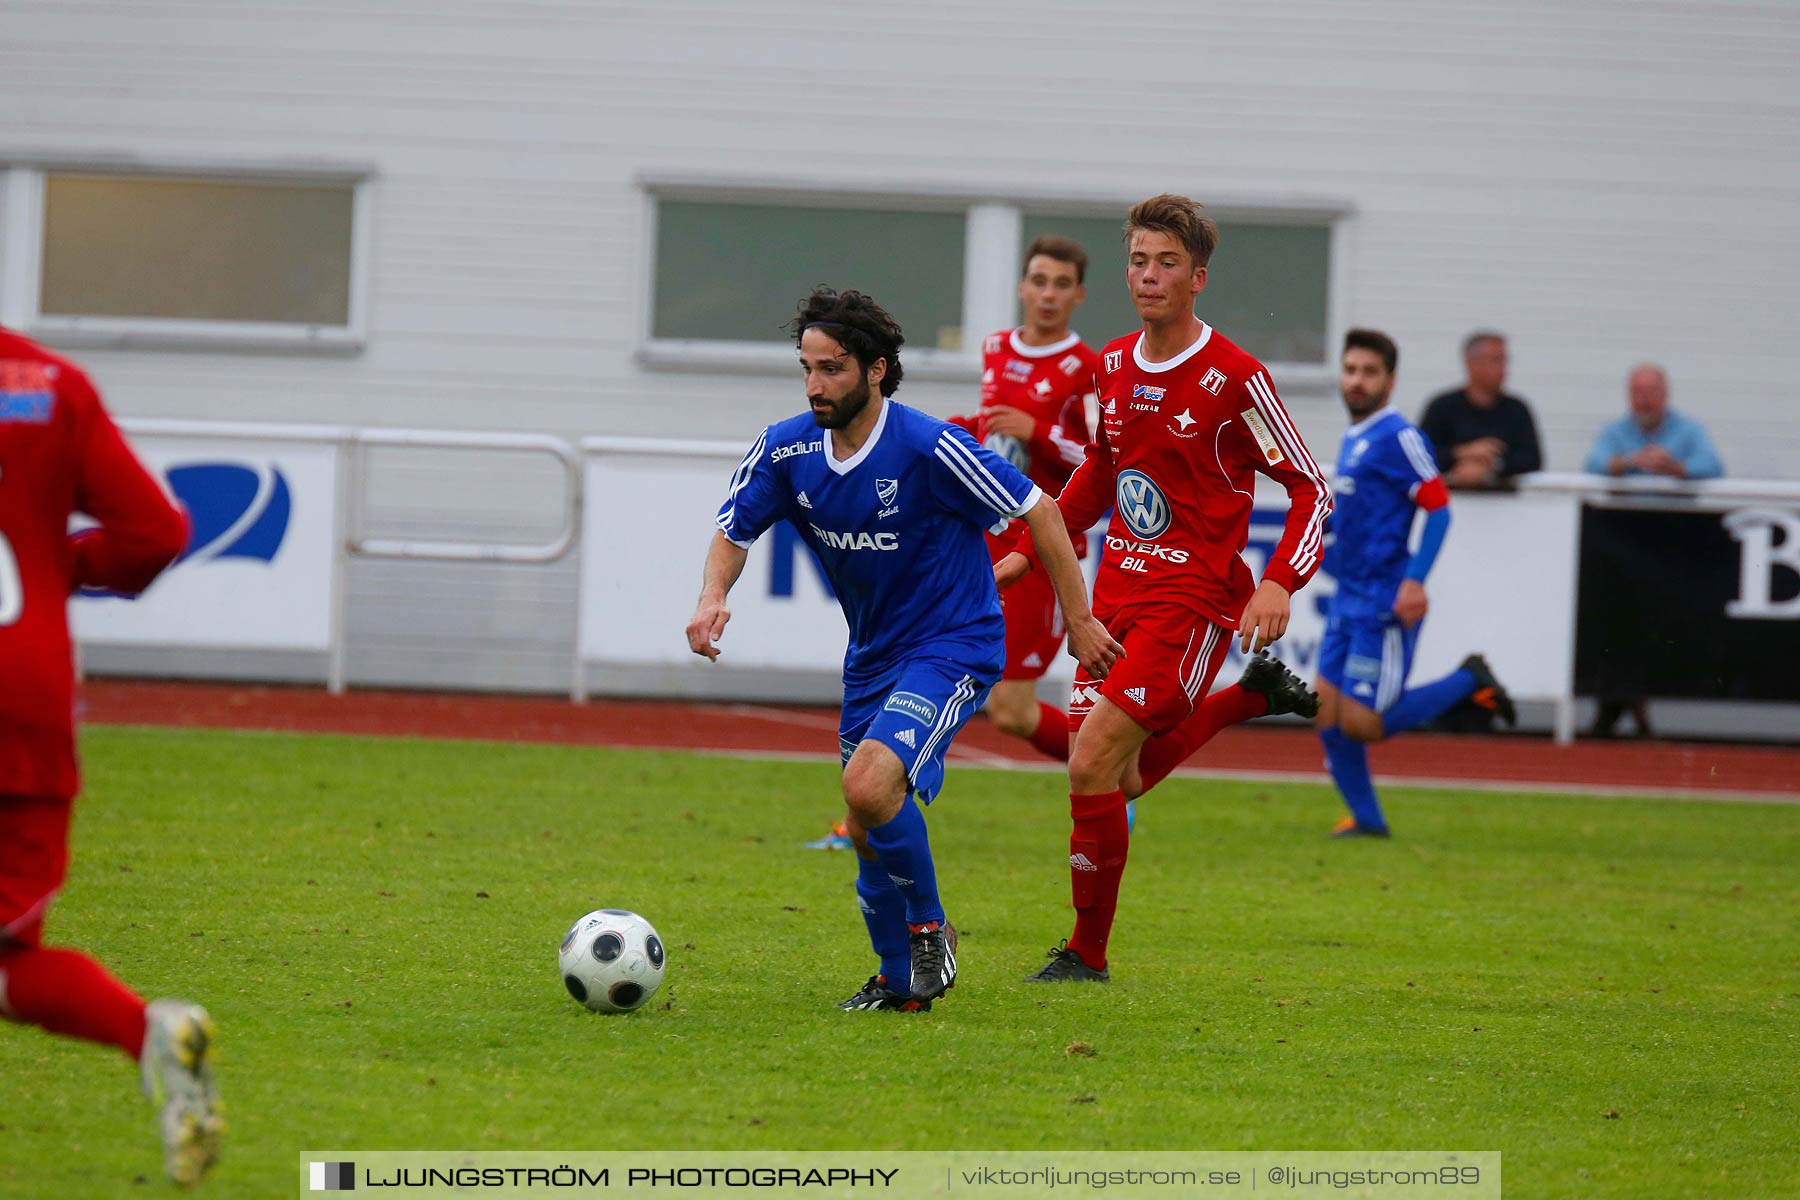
[1,726,1794,1198]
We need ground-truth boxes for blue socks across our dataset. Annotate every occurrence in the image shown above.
[862,796,945,927]
[854,854,911,990]
[1380,668,1476,737]
[1320,726,1385,831]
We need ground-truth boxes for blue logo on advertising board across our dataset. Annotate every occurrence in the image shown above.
[168,463,291,564]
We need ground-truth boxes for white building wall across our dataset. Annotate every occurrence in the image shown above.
[3,0,1796,695]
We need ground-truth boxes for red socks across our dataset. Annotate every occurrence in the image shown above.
[0,945,147,1059]
[1065,790,1130,970]
[1026,701,1070,761]
[1136,684,1270,792]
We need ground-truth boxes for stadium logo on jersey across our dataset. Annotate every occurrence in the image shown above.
[771,439,823,463]
[809,525,899,552]
[166,462,292,566]
[1200,367,1227,396]
[1058,353,1085,376]
[894,727,917,749]
[1131,384,1166,403]
[1116,470,1172,540]
[1104,350,1122,372]
[876,478,899,507]
[1240,408,1286,466]
[884,692,939,726]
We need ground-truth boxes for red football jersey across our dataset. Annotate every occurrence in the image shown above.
[0,328,188,798]
[950,329,1099,557]
[1040,323,1331,632]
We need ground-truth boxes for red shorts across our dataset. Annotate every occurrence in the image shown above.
[1000,566,1065,681]
[0,795,72,948]
[1068,611,1231,736]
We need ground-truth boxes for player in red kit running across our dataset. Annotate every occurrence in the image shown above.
[0,326,223,1185]
[998,195,1331,982]
[950,236,1100,764]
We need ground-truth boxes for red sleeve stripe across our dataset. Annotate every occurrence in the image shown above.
[1246,372,1330,575]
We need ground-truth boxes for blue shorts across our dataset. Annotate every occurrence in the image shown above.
[1317,613,1420,713]
[839,656,995,805]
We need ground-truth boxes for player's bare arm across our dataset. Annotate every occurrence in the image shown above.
[1237,578,1292,653]
[993,550,1030,591]
[686,531,748,661]
[1017,494,1122,678]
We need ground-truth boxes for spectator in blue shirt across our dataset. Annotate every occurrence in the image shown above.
[1584,365,1723,480]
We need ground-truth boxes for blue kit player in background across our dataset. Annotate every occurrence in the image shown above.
[1315,329,1516,838]
[686,288,1121,1010]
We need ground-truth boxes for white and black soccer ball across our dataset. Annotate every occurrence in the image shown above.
[983,431,1031,473]
[558,909,666,1014]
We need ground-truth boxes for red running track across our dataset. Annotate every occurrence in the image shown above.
[78,679,1798,800]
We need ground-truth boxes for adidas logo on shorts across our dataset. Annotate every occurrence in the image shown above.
[1069,853,1099,872]
[1124,686,1147,705]
[895,727,916,749]
[1022,652,1043,669]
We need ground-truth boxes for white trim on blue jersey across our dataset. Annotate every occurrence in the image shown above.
[822,396,892,476]
[1398,426,1440,482]
[716,427,768,548]
[933,430,1041,519]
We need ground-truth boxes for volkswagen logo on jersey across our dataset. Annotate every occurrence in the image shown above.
[1116,470,1171,539]
[983,432,1030,472]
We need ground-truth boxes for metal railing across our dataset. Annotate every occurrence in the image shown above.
[116,419,584,695]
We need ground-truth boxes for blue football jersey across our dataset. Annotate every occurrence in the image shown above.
[715,400,1043,683]
[1322,408,1441,619]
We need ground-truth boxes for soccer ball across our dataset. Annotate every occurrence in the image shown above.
[558,909,666,1014]
[983,431,1031,472]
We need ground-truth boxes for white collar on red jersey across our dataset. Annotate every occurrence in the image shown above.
[1008,328,1083,359]
[1130,323,1213,374]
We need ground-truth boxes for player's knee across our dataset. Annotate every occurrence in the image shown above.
[840,759,905,825]
[1340,707,1384,743]
[988,703,1036,738]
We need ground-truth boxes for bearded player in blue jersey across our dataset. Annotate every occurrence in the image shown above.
[687,288,1121,1011]
[1315,329,1516,838]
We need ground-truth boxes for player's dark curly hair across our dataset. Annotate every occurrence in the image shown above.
[1343,327,1399,374]
[788,288,905,397]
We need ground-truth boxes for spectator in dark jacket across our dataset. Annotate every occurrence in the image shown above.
[1419,331,1543,489]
